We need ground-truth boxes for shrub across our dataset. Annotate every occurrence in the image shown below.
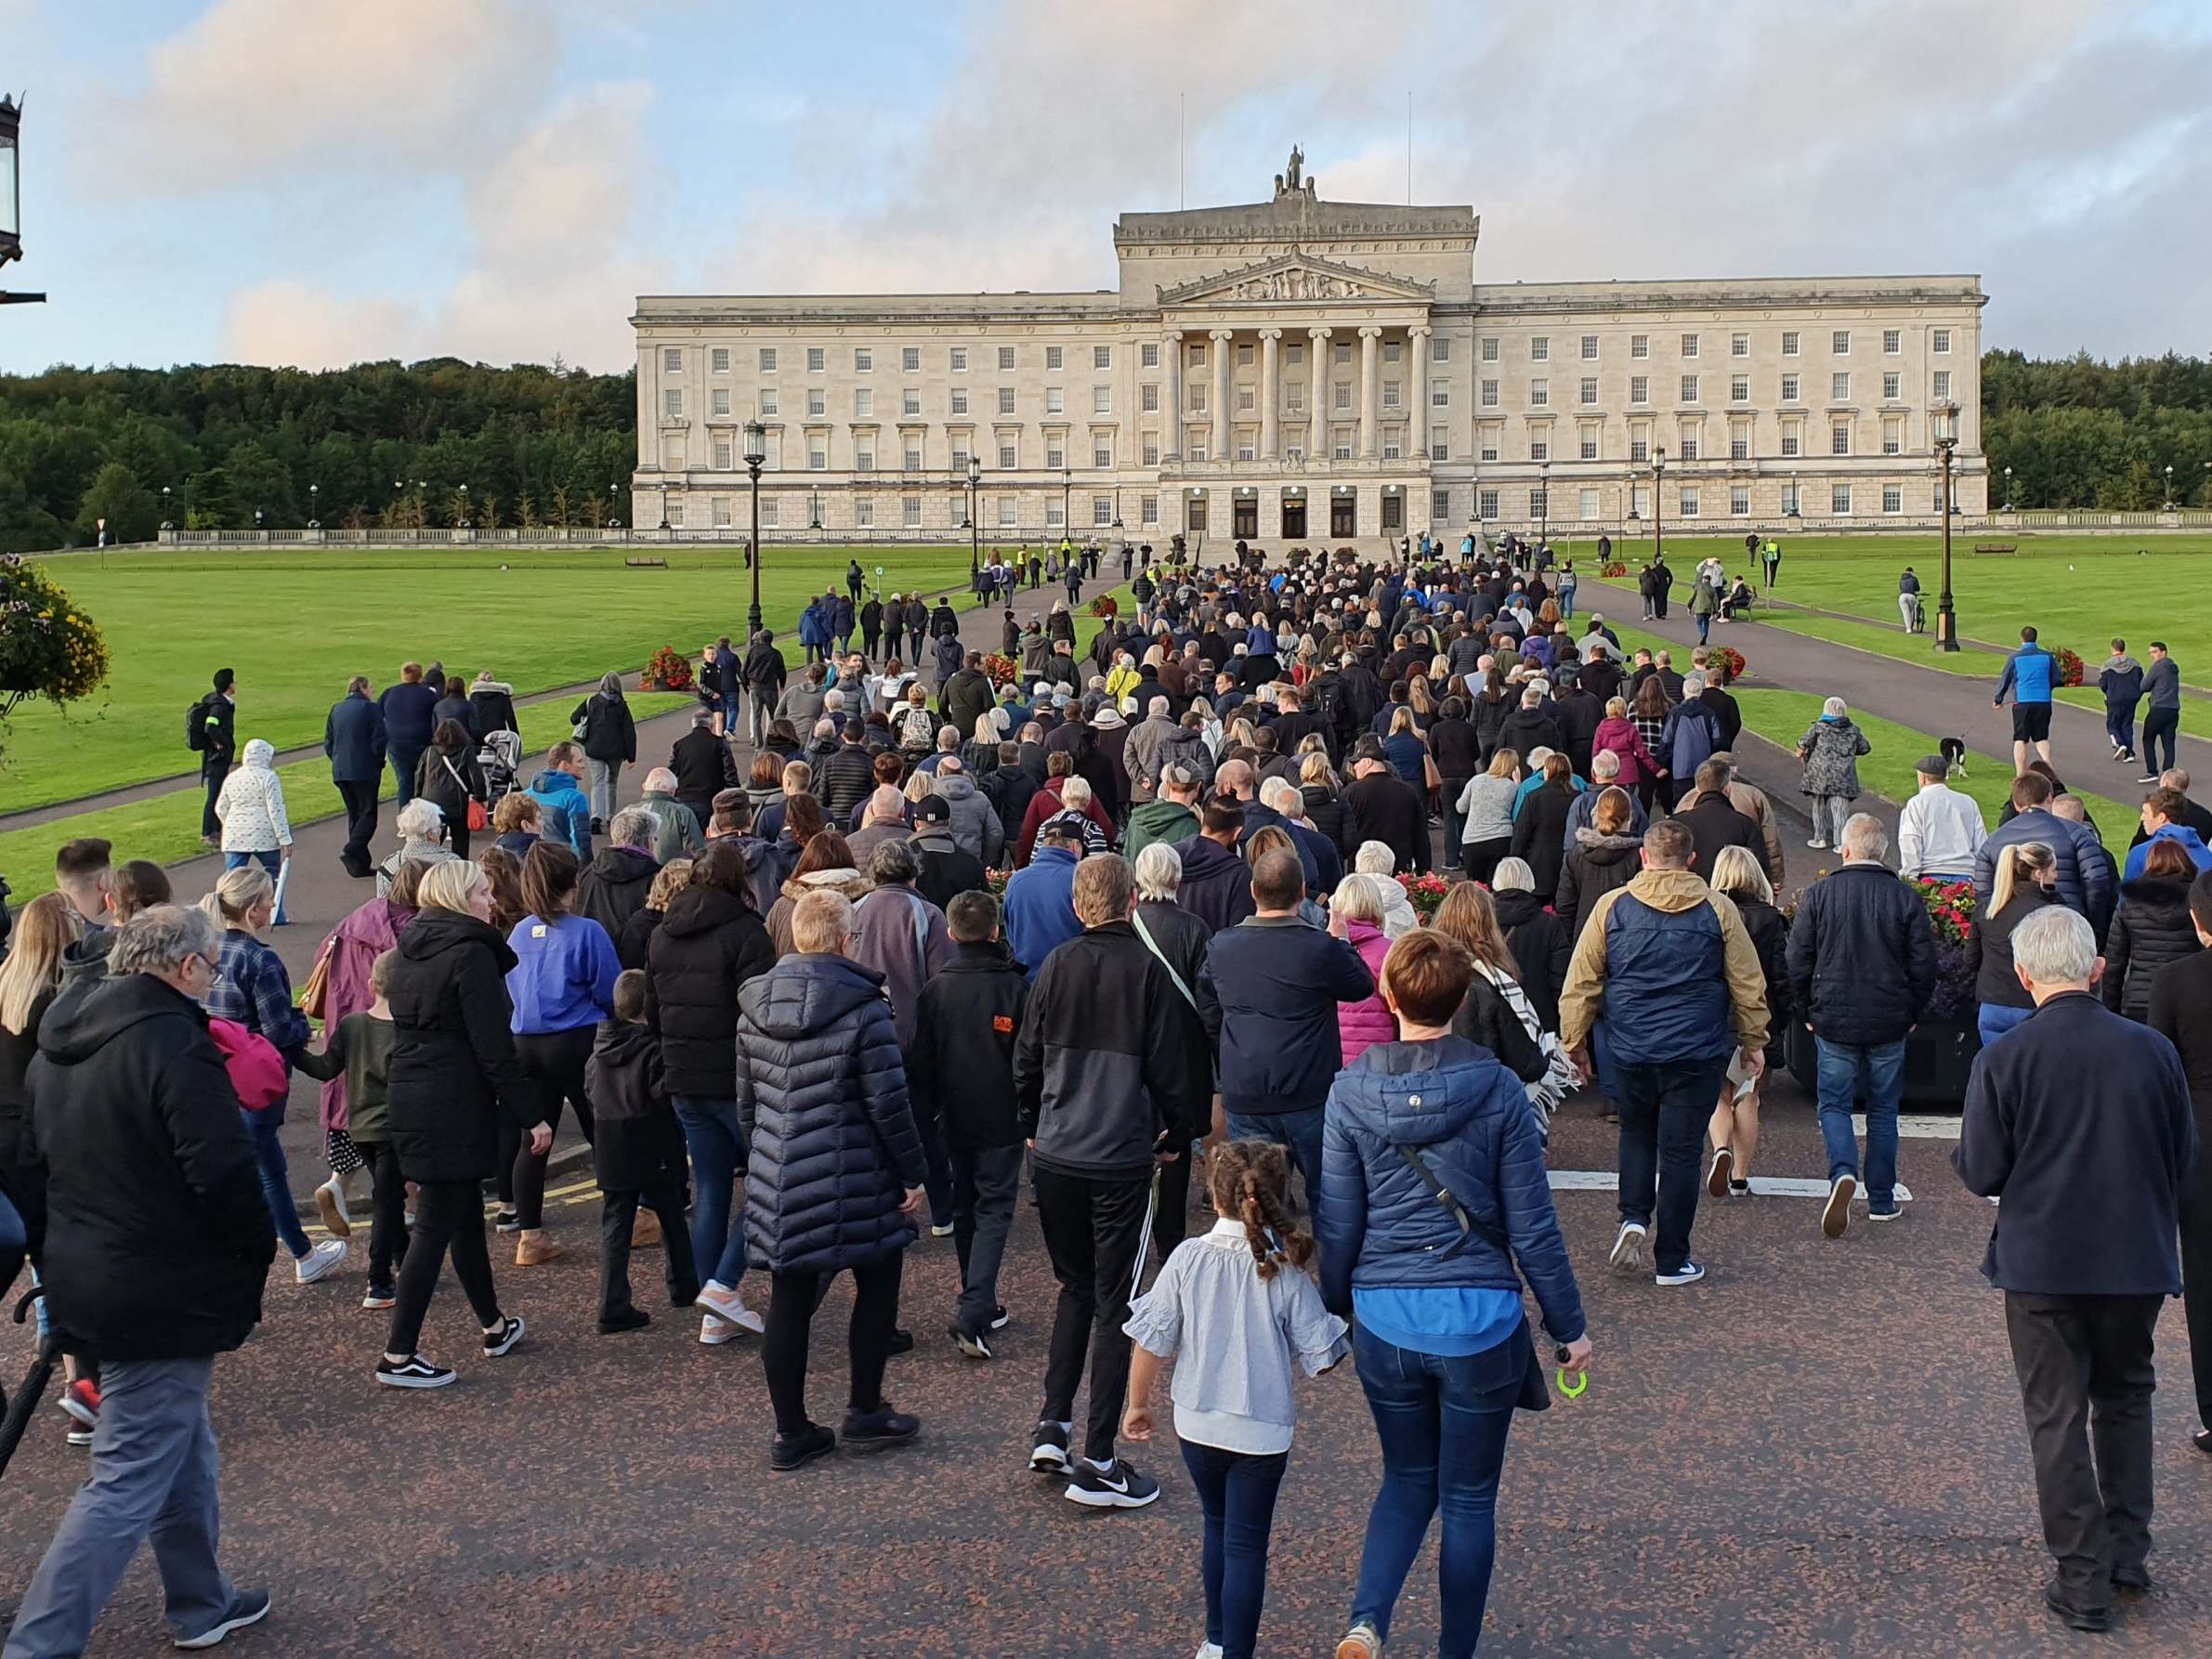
[1087,595,1119,618]
[641,645,692,692]
[981,652,1022,688]
[1601,561,1629,579]
[2049,646,2085,688]
[0,554,111,723]
[1708,645,1748,683]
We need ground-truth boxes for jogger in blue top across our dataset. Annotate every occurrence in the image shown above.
[1995,625,2057,774]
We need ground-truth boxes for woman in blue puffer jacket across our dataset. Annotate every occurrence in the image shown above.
[1316,929,1590,1659]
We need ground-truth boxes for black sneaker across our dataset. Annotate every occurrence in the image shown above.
[841,1404,921,1451]
[2043,1584,2110,1633]
[481,1315,526,1357]
[886,1326,914,1356]
[493,1209,521,1234]
[989,1304,1011,1330]
[597,1307,651,1335]
[771,1423,836,1473]
[949,1324,993,1360]
[1029,1421,1071,1474]
[2111,1563,2152,1594]
[374,1354,455,1390]
[174,1587,272,1649]
[1065,1457,1160,1509]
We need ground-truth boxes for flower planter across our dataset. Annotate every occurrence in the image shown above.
[1785,1017,1982,1110]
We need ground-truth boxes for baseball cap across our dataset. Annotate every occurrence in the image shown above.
[914,794,951,825]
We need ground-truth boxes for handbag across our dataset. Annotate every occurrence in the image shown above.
[1394,1143,1551,1413]
[439,755,491,831]
[299,939,332,1022]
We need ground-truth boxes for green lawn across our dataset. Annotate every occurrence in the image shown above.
[4,544,985,811]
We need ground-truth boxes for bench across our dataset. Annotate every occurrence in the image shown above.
[623,556,668,568]
[1971,542,2017,556]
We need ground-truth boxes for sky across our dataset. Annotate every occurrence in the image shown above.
[2,0,2207,375]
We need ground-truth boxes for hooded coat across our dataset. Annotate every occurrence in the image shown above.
[1173,834,1261,935]
[766,867,872,959]
[311,895,412,1133]
[1493,887,1572,1032]
[738,954,925,1275]
[1797,714,1870,800]
[386,907,536,1182]
[648,883,777,1098]
[2102,874,2205,1021]
[1555,827,1644,943]
[577,844,661,947]
[1337,918,1399,1065]
[936,772,1006,867]
[571,688,638,766]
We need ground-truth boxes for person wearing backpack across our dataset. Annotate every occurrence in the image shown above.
[190,669,239,847]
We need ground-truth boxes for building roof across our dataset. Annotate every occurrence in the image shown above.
[1116,195,1475,245]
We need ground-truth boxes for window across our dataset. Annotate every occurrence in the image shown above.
[1531,436,1551,462]
[1832,483,1852,515]
[1334,382,1352,411]
[1530,488,1548,518]
[662,346,682,372]
[1430,434,1450,462]
[663,388,683,418]
[1731,486,1750,516]
[1831,330,1850,355]
[760,388,779,416]
[853,388,872,418]
[709,346,729,374]
[1630,374,1649,405]
[1580,376,1599,406]
[1141,383,1158,412]
[713,438,732,469]
[1781,332,1800,357]
[1044,386,1064,414]
[1336,342,1352,364]
[1381,380,1400,410]
[1630,333,1650,359]
[1531,336,1550,361]
[1141,492,1158,525]
[712,388,730,417]
[1481,379,1499,408]
[1093,444,1112,468]
[1382,340,1400,364]
[1380,438,1399,462]
[667,497,685,528]
[902,388,921,416]
[1239,385,1258,412]
[950,346,968,372]
[1093,495,1112,526]
[708,495,730,529]
[1239,343,1256,368]
[757,497,778,528]
[1480,336,1499,362]
[949,447,969,471]
[1045,445,1064,469]
[1882,329,1901,354]
[1883,484,1904,515]
[854,348,872,372]
[1142,343,1158,368]
[1093,345,1111,371]
[903,495,922,527]
[1093,385,1112,414]
[1731,332,1749,359]
[854,497,873,528]
[898,346,919,373]
[1782,421,1801,457]
[1578,487,1600,519]
[1189,342,1206,367]
[805,388,825,417]
[1432,336,1450,362]
[1932,328,1952,354]
[999,387,1016,415]
[1679,431,1699,461]
[1780,480,1798,515]
[999,443,1017,468]
[1530,378,1550,407]
[1831,372,1851,401]
[1882,372,1901,400]
[1630,435,1648,462]
[949,388,969,415]
[1581,333,1599,360]
[854,445,874,470]
[1045,346,1063,371]
[1434,488,1454,519]
[1579,429,1599,461]
[1480,431,1499,463]
[1680,374,1698,403]
[903,446,922,472]
[1883,418,1903,456]
[998,346,1015,371]
[806,346,825,372]
[1932,370,1952,399]
[1934,482,1948,511]
[1781,373,1800,403]
[1045,499,1064,529]
[1679,487,1700,517]
[1831,423,1851,455]
[1681,333,1700,358]
[1289,344,1304,364]
[1142,439,1159,466]
[1730,375,1748,403]
[998,497,1017,529]
[1430,381,1449,408]
[759,347,778,372]
[1332,436,1352,459]
[1479,488,1499,519]
[1730,429,1749,461]
[807,446,826,471]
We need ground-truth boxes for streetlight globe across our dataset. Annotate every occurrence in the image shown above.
[967,456,981,488]
[742,420,766,467]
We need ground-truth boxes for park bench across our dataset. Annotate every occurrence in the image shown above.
[1971,542,2018,556]
[624,556,668,568]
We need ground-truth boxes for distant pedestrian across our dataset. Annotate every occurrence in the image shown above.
[2144,869,2212,1457]
[1898,753,1987,881]
[378,662,438,812]
[1995,624,2058,774]
[214,738,295,924]
[571,671,638,830]
[1796,697,1870,851]
[326,673,387,878]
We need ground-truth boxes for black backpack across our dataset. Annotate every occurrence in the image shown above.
[186,695,209,752]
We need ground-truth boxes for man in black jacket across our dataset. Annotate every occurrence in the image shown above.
[1551,670,1604,780]
[818,722,880,828]
[194,668,239,843]
[1955,904,2195,1633]
[1787,813,1936,1237]
[909,794,986,910]
[326,673,388,877]
[1343,738,1431,874]
[1013,854,1206,1510]
[12,906,276,1652]
[669,710,740,830]
[2147,870,2212,1457]
[741,629,788,749]
[577,808,662,946]
[379,662,438,813]
[1670,760,1772,882]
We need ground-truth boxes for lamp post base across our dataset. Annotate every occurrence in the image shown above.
[1935,602,1961,653]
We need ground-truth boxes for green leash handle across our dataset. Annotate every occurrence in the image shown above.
[1555,1345,1589,1399]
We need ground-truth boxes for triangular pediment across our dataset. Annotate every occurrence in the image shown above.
[1158,250,1436,307]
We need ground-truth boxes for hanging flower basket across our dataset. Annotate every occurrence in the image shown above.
[2049,647,2086,688]
[1396,870,1449,922]
[638,645,692,692]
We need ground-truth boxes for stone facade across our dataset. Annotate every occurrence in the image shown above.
[631,162,1987,542]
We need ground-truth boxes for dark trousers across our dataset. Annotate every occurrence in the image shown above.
[1616,1054,1731,1274]
[360,1139,408,1294]
[1461,836,1511,885]
[2140,706,2179,774]
[2185,1182,2212,1432]
[762,1254,904,1437]
[386,1178,502,1357]
[2003,1291,2162,1610]
[949,1142,1023,1336]
[390,746,423,810]
[503,1026,596,1227]
[907,629,925,663]
[1153,1143,1194,1266]
[1034,1164,1153,1463]
[599,1174,700,1323]
[2103,706,2136,757]
[336,778,380,871]
[200,761,229,839]
[907,1078,956,1227]
[1180,1441,1289,1659]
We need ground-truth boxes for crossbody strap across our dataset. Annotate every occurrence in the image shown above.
[1393,1143,1508,1258]
[1130,911,1199,1012]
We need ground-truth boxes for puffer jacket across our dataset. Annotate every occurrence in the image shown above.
[765,867,872,959]
[648,883,777,1098]
[936,772,1006,867]
[738,953,925,1275]
[1315,1036,1585,1342]
[1797,715,1870,799]
[1555,828,1644,942]
[1785,861,1937,1045]
[215,739,293,852]
[1973,808,2113,933]
[818,742,879,826]
[1301,785,1351,857]
[2102,876,2204,1021]
[1336,919,1398,1065]
[1734,895,1794,1034]
[385,907,536,1183]
[1154,725,1218,790]
[526,768,592,857]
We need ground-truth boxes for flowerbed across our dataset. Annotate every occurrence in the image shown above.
[1910,876,1977,1021]
[2049,646,2086,688]
[1600,561,1629,579]
[1708,644,1747,683]
[1396,870,1449,922]
[638,644,692,692]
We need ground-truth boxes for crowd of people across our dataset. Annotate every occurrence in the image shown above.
[1,536,2208,1655]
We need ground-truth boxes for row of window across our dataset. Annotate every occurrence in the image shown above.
[1488,327,1952,364]
[1481,370,1954,409]
[664,492,1155,531]
[1473,481,1954,520]
[666,343,1142,376]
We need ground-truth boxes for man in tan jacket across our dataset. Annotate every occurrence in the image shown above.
[1560,819,1770,1287]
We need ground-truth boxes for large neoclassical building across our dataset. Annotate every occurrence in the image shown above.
[630,155,1987,545]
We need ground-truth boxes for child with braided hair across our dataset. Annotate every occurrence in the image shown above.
[1123,1141,1350,1659]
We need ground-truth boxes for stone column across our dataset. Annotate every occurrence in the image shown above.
[1258,328,1282,461]
[1307,327,1332,466]
[1409,324,1432,460]
[1163,330,1184,462]
[1209,329,1234,462]
[1358,325,1382,459]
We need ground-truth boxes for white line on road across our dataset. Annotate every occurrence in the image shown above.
[1548,1170,1914,1202]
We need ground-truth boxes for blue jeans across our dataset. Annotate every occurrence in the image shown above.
[673,1096,748,1289]
[2104,705,2135,756]
[1348,1321,1527,1658]
[1695,612,1712,644]
[1179,1441,1289,1659]
[1615,1053,1731,1274]
[1224,1108,1325,1208]
[1813,1036,1905,1209]
[1559,589,1576,619]
[239,1108,308,1259]
[222,848,286,924]
[1978,1003,2034,1049]
[0,1187,24,1287]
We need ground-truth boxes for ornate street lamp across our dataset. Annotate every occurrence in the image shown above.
[743,419,767,638]
[967,454,983,579]
[1061,464,1072,543]
[1651,448,1667,567]
[161,484,172,529]
[609,481,622,530]
[2004,464,2013,512]
[1932,398,1960,652]
[1537,459,1550,542]
[308,482,319,527]
[659,479,671,532]
[0,95,41,306]
[2165,464,2176,510]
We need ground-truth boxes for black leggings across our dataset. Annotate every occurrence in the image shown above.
[762,1255,904,1438]
[1462,837,1512,885]
[503,1026,597,1228]
[386,1178,502,1357]
[359,1139,410,1293]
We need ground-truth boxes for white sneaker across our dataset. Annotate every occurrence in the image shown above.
[1196,1643,1224,1659]
[1806,838,1828,850]
[1822,1173,1857,1240]
[314,1177,352,1238]
[1608,1221,1648,1274]
[700,1314,738,1347]
[695,1282,766,1335]
[294,1238,347,1284]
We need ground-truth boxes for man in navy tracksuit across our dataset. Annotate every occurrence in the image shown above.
[1995,625,2057,775]
[2098,640,2145,765]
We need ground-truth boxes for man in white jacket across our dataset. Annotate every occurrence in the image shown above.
[1898,754,1986,881]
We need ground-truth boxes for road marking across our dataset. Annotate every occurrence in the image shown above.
[1863,1115,1958,1139]
[1548,1170,1913,1202]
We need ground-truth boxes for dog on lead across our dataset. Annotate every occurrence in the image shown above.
[1940,737,1969,779]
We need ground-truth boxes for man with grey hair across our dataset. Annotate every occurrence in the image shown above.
[1122,695,1180,803]
[1254,773,1341,894]
[10,905,277,1652]
[848,838,957,1229]
[578,805,663,948]
[1786,812,1938,1236]
[1955,903,2195,1633]
[635,764,704,865]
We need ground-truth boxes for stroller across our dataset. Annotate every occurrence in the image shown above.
[476,729,524,808]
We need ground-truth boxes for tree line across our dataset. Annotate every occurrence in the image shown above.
[0,349,2205,554]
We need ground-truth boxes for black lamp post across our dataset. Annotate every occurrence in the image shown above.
[609,481,621,530]
[1932,398,1960,652]
[0,95,42,307]
[966,455,982,578]
[161,485,172,529]
[2165,464,2176,510]
[458,482,470,531]
[1652,447,1667,567]
[659,479,671,532]
[1061,464,1072,543]
[743,419,767,638]
[1788,469,1801,522]
[308,482,319,527]
[2004,464,2013,512]
[1537,459,1549,542]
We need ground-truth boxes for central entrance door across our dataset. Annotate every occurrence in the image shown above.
[1233,497,1258,539]
[1330,493,1356,539]
[1281,499,1307,539]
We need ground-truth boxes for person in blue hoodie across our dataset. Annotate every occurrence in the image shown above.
[526,742,594,859]
[2123,787,2212,882]
[500,842,621,1264]
[1003,816,1084,981]
[1995,624,2058,775]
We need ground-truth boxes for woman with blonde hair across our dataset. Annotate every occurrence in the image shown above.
[1967,841,2061,1049]
[1704,844,1789,1197]
[1455,748,1522,885]
[1,894,82,1292]
[1331,875,1397,1065]
[1383,706,1442,798]
[621,856,694,972]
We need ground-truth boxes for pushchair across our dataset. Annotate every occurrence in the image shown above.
[476,729,524,808]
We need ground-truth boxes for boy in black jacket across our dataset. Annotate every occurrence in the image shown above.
[585,971,700,1333]
[908,891,1027,1359]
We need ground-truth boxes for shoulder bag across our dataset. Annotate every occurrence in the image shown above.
[439,754,491,831]
[1394,1141,1551,1413]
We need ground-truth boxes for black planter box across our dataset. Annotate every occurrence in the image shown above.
[1785,1017,1982,1110]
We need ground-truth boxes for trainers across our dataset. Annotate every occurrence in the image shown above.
[598,1307,651,1335]
[1608,1221,1649,1274]
[1336,1624,1382,1659]
[314,1177,352,1239]
[1655,1260,1708,1287]
[771,1422,837,1473]
[950,1324,994,1360]
[294,1238,347,1285]
[1065,1457,1160,1509]
[360,1287,397,1311]
[886,1326,914,1356]
[700,1314,739,1347]
[989,1304,1011,1330]
[173,1588,271,1649]
[1728,1178,1750,1197]
[374,1354,454,1390]
[2137,775,2161,786]
[57,1378,100,1426]
[513,1229,562,1267]
[1707,1145,1734,1198]
[1196,1644,1224,1659]
[1867,1201,1903,1223]
[480,1315,526,1357]
[492,1208,522,1234]
[841,1403,921,1451]
[65,1422,94,1448]
[694,1282,766,1335]
[1806,838,1828,850]
[1822,1174,1857,1239]
[1030,1421,1072,1474]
